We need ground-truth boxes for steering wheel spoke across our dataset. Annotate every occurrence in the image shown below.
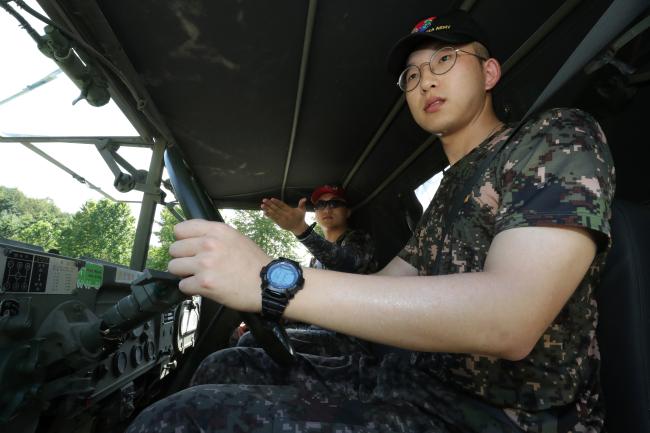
[241,312,296,366]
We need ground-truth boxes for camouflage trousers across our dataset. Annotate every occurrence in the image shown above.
[125,347,527,433]
[237,326,374,357]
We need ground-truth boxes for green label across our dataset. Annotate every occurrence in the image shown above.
[77,262,104,289]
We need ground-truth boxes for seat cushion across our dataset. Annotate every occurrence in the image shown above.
[597,199,650,433]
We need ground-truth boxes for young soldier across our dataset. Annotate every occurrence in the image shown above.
[127,10,614,432]
[261,184,376,274]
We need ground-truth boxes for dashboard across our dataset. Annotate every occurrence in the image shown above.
[0,238,199,432]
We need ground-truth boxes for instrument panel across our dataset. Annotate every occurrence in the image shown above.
[0,239,198,431]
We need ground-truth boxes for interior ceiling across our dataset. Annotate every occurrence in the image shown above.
[35,0,642,208]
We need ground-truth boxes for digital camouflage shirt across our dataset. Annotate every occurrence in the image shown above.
[300,227,377,274]
[398,108,615,431]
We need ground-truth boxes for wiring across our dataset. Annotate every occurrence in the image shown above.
[11,0,144,107]
[3,0,174,143]
[0,0,41,43]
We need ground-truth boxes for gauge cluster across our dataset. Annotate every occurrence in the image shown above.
[0,239,198,432]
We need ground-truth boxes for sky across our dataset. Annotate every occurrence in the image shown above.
[0,1,441,254]
[0,1,150,217]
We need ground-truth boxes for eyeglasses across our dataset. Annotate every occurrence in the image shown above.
[314,199,347,210]
[397,46,488,92]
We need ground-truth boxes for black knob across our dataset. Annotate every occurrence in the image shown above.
[144,341,156,361]
[112,351,127,376]
[131,345,143,366]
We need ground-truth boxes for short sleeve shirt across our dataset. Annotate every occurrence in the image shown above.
[398,108,615,428]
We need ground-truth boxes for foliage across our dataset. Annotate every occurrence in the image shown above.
[1,186,301,271]
[58,199,136,265]
[224,209,300,261]
[146,207,183,271]
[146,207,301,270]
[145,246,169,271]
[21,219,60,251]
[0,186,70,250]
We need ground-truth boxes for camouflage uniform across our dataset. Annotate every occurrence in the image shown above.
[238,228,377,356]
[125,108,615,433]
[129,347,527,432]
[397,108,615,432]
[301,227,377,274]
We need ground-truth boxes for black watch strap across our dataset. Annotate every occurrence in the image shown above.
[261,290,287,320]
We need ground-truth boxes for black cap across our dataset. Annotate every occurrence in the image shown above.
[387,10,491,79]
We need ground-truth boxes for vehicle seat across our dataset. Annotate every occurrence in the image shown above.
[596,199,650,433]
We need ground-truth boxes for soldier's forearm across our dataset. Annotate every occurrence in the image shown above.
[285,227,596,361]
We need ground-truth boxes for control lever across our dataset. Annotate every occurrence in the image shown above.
[87,270,295,366]
[99,269,188,336]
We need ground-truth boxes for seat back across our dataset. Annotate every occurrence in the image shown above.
[597,199,650,433]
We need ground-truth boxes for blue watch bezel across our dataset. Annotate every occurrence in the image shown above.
[267,261,301,290]
[260,257,304,298]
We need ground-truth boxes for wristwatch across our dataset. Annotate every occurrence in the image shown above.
[260,257,305,320]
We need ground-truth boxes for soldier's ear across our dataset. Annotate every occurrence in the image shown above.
[483,58,501,91]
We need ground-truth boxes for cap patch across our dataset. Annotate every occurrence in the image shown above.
[411,16,452,34]
[411,16,436,33]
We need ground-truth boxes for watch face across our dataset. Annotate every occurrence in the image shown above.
[267,261,300,290]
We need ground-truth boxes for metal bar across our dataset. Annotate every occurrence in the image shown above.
[526,0,648,117]
[459,0,479,11]
[0,70,62,107]
[26,0,174,143]
[611,13,650,53]
[110,148,140,175]
[628,70,650,85]
[0,136,150,147]
[342,95,405,189]
[0,0,42,43]
[130,140,166,270]
[501,0,583,75]
[352,134,438,211]
[20,141,139,203]
[95,143,125,178]
[280,0,318,201]
[164,146,223,223]
[165,204,185,222]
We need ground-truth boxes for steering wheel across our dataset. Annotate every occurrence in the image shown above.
[164,147,296,367]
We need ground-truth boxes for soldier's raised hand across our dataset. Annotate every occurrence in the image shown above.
[261,197,309,236]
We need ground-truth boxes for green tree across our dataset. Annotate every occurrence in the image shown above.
[0,186,70,250]
[224,209,300,260]
[146,207,182,271]
[21,219,61,251]
[0,211,22,239]
[145,208,301,271]
[58,199,135,265]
